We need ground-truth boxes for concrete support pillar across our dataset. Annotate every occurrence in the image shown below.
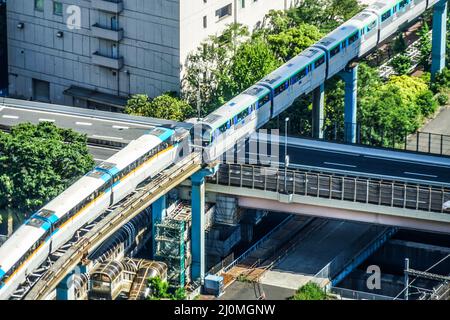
[191,167,218,284]
[312,83,325,139]
[340,65,358,144]
[431,0,448,80]
[152,195,167,258]
[56,272,75,300]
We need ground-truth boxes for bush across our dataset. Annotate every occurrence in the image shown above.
[290,282,329,300]
[390,54,412,75]
[437,93,448,106]
[415,91,438,117]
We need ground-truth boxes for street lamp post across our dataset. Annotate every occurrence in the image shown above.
[284,117,289,193]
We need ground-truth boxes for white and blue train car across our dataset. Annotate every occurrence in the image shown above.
[0,127,186,299]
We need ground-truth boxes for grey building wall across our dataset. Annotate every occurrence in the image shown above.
[7,0,296,109]
[7,0,181,107]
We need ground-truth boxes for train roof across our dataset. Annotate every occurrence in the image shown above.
[366,0,400,14]
[44,174,105,219]
[259,48,325,88]
[202,85,269,129]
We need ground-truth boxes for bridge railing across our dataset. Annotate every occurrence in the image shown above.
[291,120,450,157]
[330,287,397,300]
[208,164,450,214]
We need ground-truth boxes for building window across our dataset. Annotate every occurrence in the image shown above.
[203,16,207,28]
[241,0,246,8]
[53,2,63,16]
[216,4,232,20]
[35,0,44,12]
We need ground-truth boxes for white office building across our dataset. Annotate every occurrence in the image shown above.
[6,0,297,111]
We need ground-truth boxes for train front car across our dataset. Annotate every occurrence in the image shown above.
[0,127,178,300]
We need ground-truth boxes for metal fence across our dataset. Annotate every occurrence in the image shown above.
[330,287,397,300]
[293,120,450,157]
[208,164,450,214]
[220,214,294,274]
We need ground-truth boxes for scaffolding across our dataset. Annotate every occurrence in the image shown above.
[154,202,192,287]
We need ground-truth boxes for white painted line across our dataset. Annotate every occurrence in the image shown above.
[92,134,124,141]
[404,172,438,179]
[364,155,450,169]
[2,115,19,119]
[39,118,55,122]
[94,158,107,162]
[112,125,129,130]
[324,162,357,168]
[76,121,92,126]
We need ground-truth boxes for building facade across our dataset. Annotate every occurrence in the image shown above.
[0,0,7,96]
[6,0,296,111]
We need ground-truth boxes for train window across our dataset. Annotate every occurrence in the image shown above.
[258,94,270,108]
[381,10,391,22]
[218,123,227,133]
[399,0,409,8]
[274,81,289,97]
[330,45,340,58]
[236,108,249,122]
[314,55,325,68]
[348,32,359,45]
[291,68,307,84]
[366,20,377,32]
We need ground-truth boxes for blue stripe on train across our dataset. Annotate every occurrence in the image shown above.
[41,221,52,231]
[48,214,59,224]
[96,166,120,176]
[158,129,174,142]
[0,269,5,279]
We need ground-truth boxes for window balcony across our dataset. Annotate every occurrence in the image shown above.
[91,0,124,14]
[92,52,124,70]
[91,24,124,41]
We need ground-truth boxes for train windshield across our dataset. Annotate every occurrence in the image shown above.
[191,124,212,147]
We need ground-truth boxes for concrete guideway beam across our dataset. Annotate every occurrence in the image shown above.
[431,0,448,80]
[191,166,219,283]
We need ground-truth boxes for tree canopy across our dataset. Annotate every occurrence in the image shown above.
[0,122,94,214]
[125,93,194,121]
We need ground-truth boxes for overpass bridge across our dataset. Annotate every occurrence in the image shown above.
[1,0,450,299]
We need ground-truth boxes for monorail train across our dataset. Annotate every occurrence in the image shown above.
[0,126,189,299]
[192,0,440,162]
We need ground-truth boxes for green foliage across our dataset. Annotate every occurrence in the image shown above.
[392,33,407,54]
[147,276,186,300]
[431,67,450,92]
[125,93,194,121]
[290,282,330,300]
[417,22,432,70]
[218,38,280,103]
[266,23,323,61]
[0,122,94,215]
[437,93,448,105]
[286,0,363,33]
[390,54,412,75]
[416,91,438,116]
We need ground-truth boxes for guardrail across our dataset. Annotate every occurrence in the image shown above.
[330,286,397,300]
[209,164,450,214]
[221,214,294,273]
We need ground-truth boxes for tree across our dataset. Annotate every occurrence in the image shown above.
[392,33,407,54]
[218,38,280,102]
[266,23,323,61]
[0,122,94,215]
[391,54,412,75]
[417,22,432,70]
[147,276,186,300]
[125,93,194,121]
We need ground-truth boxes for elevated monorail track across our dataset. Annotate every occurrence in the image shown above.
[23,152,202,300]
